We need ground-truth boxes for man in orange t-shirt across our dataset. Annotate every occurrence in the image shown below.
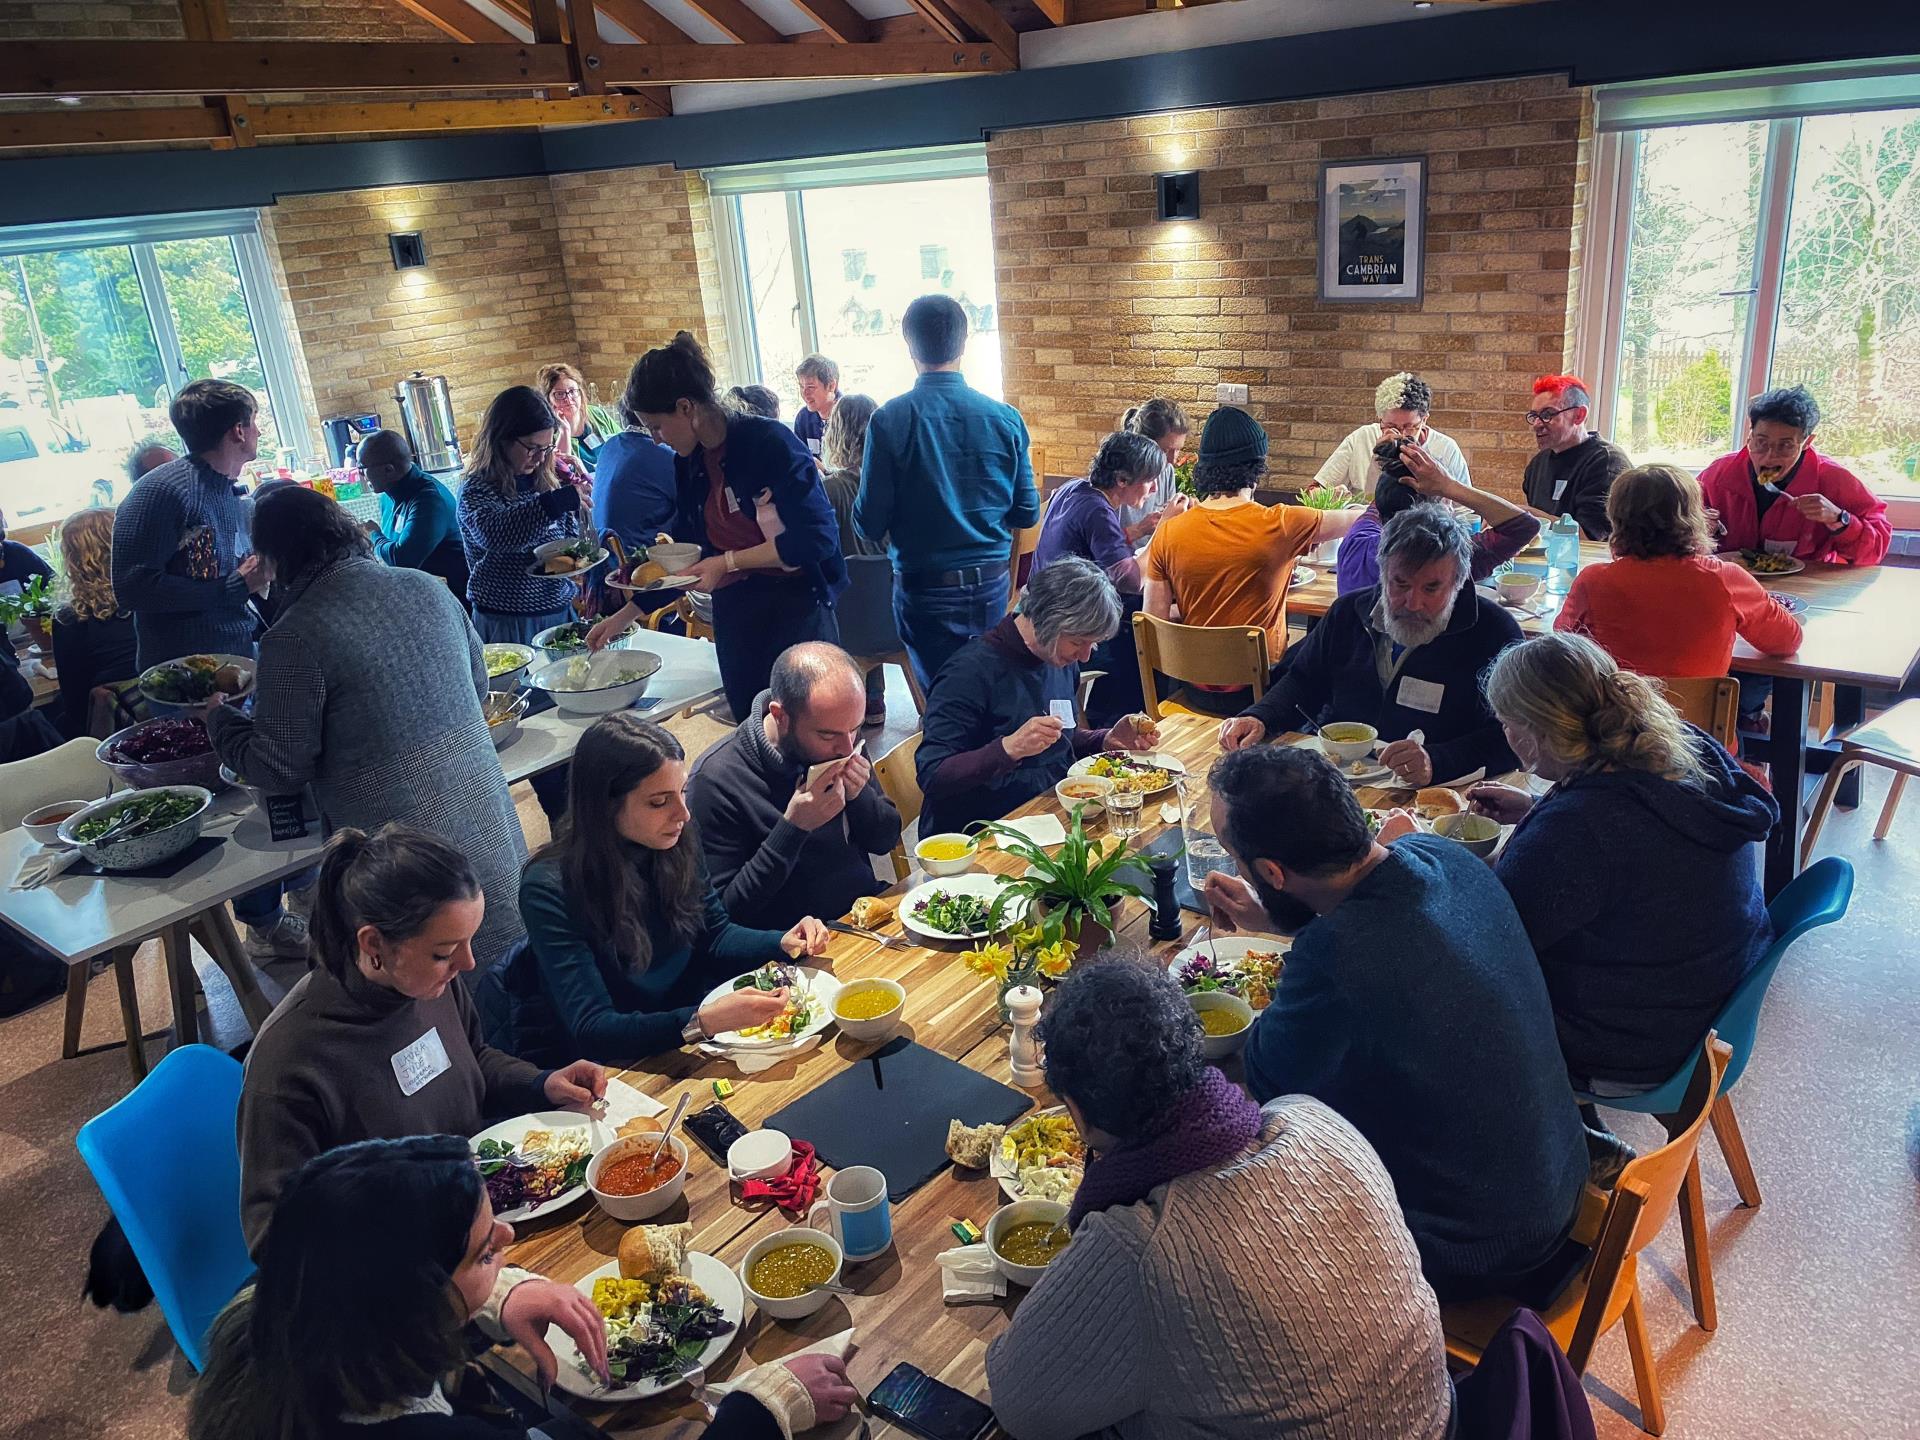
[1144,406,1362,664]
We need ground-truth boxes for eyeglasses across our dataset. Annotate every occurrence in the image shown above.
[1523,405,1577,425]
[514,438,557,459]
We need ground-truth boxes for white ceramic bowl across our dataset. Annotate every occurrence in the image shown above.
[739,1228,844,1319]
[1189,991,1256,1060]
[727,1129,794,1183]
[1318,723,1379,764]
[914,833,978,878]
[57,785,213,871]
[530,620,593,662]
[1432,811,1502,858]
[1497,573,1543,603]
[23,800,91,847]
[986,1199,1071,1288]
[831,979,906,1043]
[647,541,702,573]
[483,644,535,693]
[529,649,663,716]
[1055,773,1114,817]
[586,1134,688,1222]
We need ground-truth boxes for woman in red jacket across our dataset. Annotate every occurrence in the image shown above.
[1556,463,1803,678]
[1696,385,1890,567]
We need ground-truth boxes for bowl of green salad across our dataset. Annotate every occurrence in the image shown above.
[57,785,214,871]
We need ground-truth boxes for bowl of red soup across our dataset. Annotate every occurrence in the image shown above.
[587,1134,688,1221]
[23,801,91,847]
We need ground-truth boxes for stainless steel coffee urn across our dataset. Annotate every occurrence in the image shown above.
[393,371,462,473]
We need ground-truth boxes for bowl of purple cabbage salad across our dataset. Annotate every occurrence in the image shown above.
[97,716,229,793]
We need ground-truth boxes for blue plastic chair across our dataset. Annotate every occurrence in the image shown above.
[75,1043,253,1371]
[1578,856,1854,1330]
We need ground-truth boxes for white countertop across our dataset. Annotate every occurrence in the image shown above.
[0,629,722,965]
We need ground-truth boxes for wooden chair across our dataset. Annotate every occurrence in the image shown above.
[1800,698,1920,866]
[1443,1035,1732,1437]
[645,595,715,643]
[1008,521,1043,613]
[1131,611,1270,721]
[1657,676,1740,753]
[872,733,924,882]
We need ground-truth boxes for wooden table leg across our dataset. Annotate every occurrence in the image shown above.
[1762,675,1808,897]
[111,948,148,1081]
[61,962,89,1060]
[194,907,273,1030]
[162,921,199,1048]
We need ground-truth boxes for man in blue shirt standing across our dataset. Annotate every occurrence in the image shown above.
[855,295,1039,692]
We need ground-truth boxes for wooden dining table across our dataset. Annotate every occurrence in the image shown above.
[1285,538,1920,893]
[498,712,1429,1438]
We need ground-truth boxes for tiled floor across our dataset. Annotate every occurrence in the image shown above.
[5,702,1915,1438]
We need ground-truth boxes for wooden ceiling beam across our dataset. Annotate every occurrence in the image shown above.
[529,0,566,42]
[784,0,874,44]
[899,0,1016,59]
[250,92,663,135]
[596,0,698,46]
[677,0,787,45]
[0,105,231,147]
[597,39,1011,82]
[177,0,255,148]
[567,0,607,91]
[0,41,574,96]
[1027,0,1068,23]
[391,0,521,42]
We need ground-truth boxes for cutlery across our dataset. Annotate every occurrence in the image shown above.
[800,1279,861,1297]
[827,920,897,949]
[644,1092,692,1159]
[1295,706,1321,736]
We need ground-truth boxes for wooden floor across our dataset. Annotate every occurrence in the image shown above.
[5,679,1916,1439]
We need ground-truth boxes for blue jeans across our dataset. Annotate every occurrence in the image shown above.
[895,572,1010,694]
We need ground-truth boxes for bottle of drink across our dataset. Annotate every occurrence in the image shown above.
[1545,514,1580,594]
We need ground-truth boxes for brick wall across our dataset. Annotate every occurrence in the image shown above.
[987,75,1590,499]
[549,166,734,411]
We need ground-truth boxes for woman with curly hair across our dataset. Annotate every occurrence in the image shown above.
[51,505,138,737]
[985,956,1450,1440]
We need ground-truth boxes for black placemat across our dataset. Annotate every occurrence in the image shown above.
[766,1037,1034,1201]
[73,833,227,878]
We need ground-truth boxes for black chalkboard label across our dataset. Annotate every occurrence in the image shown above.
[266,793,309,842]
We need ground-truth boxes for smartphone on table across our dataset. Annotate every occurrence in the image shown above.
[867,1363,996,1440]
[681,1102,750,1165]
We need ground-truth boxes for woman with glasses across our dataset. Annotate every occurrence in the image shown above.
[457,385,588,646]
[537,362,606,473]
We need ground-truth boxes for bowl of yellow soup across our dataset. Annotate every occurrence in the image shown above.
[1188,991,1256,1060]
[832,979,906,1043]
[739,1228,844,1319]
[915,832,978,878]
[1318,722,1378,764]
[987,1199,1071,1287]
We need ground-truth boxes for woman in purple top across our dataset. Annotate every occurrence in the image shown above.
[1034,433,1163,723]
[1335,440,1540,596]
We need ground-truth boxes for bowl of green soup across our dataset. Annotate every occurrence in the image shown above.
[987,1199,1071,1287]
[739,1228,843,1320]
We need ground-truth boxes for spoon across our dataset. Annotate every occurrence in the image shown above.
[801,1279,861,1297]
[646,1091,692,1159]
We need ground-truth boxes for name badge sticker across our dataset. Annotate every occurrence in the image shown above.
[391,1027,453,1097]
[1048,697,1078,729]
[1397,676,1445,715]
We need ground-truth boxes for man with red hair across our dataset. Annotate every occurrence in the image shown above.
[1520,374,1630,540]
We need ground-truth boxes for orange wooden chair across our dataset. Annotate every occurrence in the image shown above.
[1657,676,1740,753]
[872,733,924,882]
[1442,1034,1733,1437]
[1132,611,1270,721]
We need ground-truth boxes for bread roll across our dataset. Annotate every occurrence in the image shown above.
[850,895,896,928]
[618,1222,691,1282]
[1414,786,1467,817]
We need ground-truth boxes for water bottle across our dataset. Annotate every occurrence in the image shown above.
[1545,515,1580,594]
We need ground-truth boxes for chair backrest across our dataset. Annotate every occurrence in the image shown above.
[74,1043,252,1371]
[873,733,924,881]
[0,735,115,830]
[1563,1034,1731,1372]
[1658,676,1740,753]
[1132,611,1270,720]
[1454,1306,1599,1440]
[646,595,714,642]
[1008,522,1043,611]
[1705,855,1853,1092]
[837,555,906,657]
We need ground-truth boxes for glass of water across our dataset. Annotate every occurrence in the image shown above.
[1176,778,1237,889]
[1106,786,1144,840]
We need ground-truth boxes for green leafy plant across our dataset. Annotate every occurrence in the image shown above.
[1172,457,1197,499]
[0,574,53,626]
[974,803,1152,939]
[1294,484,1356,512]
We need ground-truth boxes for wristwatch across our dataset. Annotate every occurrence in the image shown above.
[1831,511,1852,531]
[681,1013,706,1045]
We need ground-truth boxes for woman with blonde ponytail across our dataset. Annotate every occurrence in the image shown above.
[1469,633,1777,1091]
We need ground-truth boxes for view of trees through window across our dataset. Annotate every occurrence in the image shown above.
[1614,109,1920,491]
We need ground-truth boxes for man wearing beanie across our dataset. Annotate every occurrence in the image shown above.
[1144,408,1363,702]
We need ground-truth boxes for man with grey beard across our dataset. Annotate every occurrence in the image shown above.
[1221,505,1521,785]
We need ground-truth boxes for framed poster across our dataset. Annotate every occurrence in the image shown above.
[1318,156,1425,303]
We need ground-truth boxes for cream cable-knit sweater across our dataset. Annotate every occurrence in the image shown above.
[986,1096,1451,1440]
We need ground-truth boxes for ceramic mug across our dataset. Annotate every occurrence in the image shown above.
[806,1165,892,1260]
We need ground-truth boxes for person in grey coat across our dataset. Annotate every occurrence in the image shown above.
[206,487,528,973]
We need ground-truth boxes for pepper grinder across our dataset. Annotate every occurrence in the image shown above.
[1006,984,1045,1088]
[1147,854,1183,941]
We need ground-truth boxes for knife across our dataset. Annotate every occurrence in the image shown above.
[827,920,899,948]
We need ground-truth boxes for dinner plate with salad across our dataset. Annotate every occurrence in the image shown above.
[1065,750,1187,797]
[1167,936,1288,1011]
[470,1113,601,1225]
[1733,550,1805,577]
[554,1251,744,1401]
[526,536,609,578]
[138,652,255,707]
[697,962,841,1050]
[900,872,1024,941]
[993,1107,1085,1203]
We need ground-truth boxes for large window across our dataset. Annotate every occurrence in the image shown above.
[712,149,1002,417]
[0,211,307,528]
[1593,100,1920,493]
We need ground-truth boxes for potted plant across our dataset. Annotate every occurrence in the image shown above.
[0,574,54,649]
[975,804,1152,955]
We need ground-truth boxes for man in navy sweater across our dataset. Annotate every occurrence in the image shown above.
[1222,506,1521,787]
[1205,743,1588,1299]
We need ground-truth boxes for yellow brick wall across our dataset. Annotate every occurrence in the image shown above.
[987,75,1590,499]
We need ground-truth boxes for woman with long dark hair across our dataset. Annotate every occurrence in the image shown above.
[585,333,845,720]
[192,1137,858,1440]
[457,385,589,646]
[507,712,828,1067]
[207,485,529,973]
[237,826,604,1254]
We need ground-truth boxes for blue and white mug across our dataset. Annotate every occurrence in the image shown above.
[807,1165,892,1260]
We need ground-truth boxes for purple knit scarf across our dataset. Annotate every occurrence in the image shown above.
[1067,1067,1263,1229]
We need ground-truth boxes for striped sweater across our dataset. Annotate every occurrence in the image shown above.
[456,471,581,616]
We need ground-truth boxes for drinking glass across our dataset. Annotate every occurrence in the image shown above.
[1106,786,1143,840]
[1176,779,1237,890]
